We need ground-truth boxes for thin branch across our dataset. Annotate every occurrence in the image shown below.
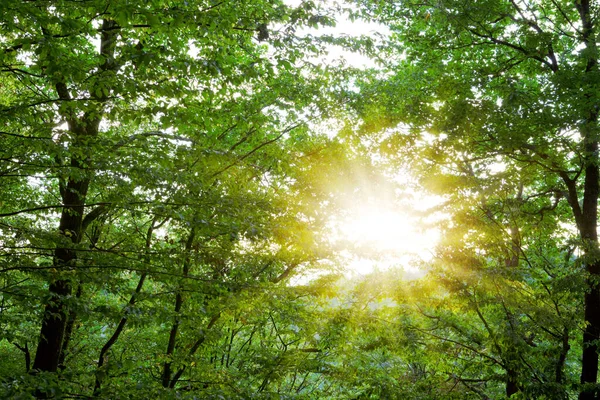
[169,313,220,388]
[13,342,31,372]
[467,28,558,72]
[0,131,53,140]
[210,122,303,178]
[111,131,196,150]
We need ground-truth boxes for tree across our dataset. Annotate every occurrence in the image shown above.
[352,0,600,397]
[0,0,354,397]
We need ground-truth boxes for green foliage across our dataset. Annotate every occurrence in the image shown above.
[344,0,600,397]
[0,0,365,398]
[2,0,600,399]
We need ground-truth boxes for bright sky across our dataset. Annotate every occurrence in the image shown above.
[281,1,441,278]
[284,0,387,69]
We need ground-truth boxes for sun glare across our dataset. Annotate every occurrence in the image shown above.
[333,202,440,277]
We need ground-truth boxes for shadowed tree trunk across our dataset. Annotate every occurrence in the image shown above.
[32,19,119,376]
[573,3,600,398]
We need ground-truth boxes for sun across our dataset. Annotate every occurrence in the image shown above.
[332,202,440,277]
[343,208,433,254]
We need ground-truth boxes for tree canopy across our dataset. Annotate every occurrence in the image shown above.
[2,0,600,399]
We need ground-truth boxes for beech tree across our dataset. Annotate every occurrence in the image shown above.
[0,0,358,397]
[351,0,600,398]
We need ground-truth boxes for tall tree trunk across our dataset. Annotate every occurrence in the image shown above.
[573,2,600,398]
[506,368,519,398]
[562,163,599,400]
[33,155,92,372]
[32,19,119,375]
